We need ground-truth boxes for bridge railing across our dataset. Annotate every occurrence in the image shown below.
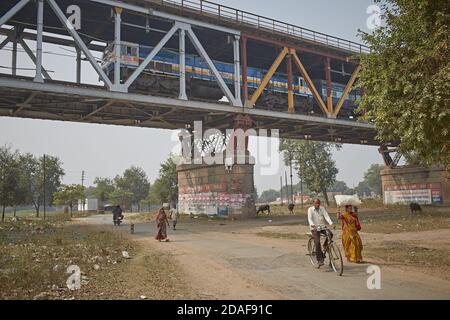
[162,0,370,54]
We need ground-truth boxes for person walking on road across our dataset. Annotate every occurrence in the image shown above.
[155,207,170,242]
[169,204,179,231]
[337,205,363,263]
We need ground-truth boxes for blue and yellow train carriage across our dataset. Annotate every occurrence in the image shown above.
[102,41,359,118]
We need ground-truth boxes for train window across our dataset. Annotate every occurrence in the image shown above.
[155,62,163,72]
[154,62,172,73]
[128,47,138,57]
[163,63,172,73]
[299,78,304,87]
[119,45,138,57]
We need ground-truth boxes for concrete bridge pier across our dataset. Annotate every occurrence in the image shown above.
[177,154,256,219]
[177,115,257,219]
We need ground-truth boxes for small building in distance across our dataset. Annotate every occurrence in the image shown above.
[77,198,99,213]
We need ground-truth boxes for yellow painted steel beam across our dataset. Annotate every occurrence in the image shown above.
[250,47,289,106]
[287,54,294,114]
[290,49,329,117]
[288,89,294,113]
[327,93,333,114]
[333,64,362,117]
[325,58,333,114]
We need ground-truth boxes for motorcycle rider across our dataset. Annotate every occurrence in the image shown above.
[112,205,124,226]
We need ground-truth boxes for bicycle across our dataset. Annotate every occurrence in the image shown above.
[307,225,344,276]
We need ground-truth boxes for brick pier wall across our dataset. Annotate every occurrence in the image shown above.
[177,159,256,219]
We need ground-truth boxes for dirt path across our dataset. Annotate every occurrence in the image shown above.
[75,215,450,300]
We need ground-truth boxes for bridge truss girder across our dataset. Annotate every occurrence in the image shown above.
[0,0,378,145]
[0,0,243,106]
[0,76,378,145]
[241,34,362,119]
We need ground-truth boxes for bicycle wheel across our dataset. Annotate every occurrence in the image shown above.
[328,243,344,276]
[307,237,320,268]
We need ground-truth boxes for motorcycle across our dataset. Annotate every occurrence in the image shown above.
[113,214,124,226]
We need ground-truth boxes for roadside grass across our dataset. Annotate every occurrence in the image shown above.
[357,209,450,233]
[256,231,309,240]
[364,241,450,281]
[127,211,228,223]
[3,210,99,222]
[257,204,308,217]
[0,216,196,300]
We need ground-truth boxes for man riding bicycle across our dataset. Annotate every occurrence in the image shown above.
[308,199,334,266]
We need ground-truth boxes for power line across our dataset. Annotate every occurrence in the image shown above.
[1,46,102,61]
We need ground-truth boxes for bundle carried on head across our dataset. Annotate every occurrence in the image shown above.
[334,195,362,207]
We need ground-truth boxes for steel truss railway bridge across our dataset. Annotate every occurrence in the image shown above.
[0,0,382,146]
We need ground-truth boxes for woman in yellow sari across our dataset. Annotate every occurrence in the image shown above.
[337,205,363,263]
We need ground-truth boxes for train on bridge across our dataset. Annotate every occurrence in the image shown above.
[0,0,378,146]
[101,42,361,119]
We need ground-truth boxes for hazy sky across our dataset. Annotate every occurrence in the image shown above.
[0,0,383,191]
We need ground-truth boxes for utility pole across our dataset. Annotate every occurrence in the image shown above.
[43,154,46,220]
[290,158,294,205]
[299,155,304,209]
[81,170,85,212]
[285,171,289,205]
[280,176,283,205]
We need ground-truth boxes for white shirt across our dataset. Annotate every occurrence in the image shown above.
[307,206,333,230]
[169,209,179,221]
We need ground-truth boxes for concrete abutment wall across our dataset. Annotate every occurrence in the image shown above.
[381,165,449,205]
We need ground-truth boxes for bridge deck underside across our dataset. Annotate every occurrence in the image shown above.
[0,76,378,145]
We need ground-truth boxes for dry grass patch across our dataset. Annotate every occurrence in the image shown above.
[358,210,450,234]
[365,241,450,281]
[0,217,196,300]
[256,231,309,240]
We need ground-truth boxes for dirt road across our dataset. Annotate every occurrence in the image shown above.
[76,214,450,300]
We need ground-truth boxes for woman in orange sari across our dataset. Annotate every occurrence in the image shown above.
[155,208,170,242]
[337,205,363,263]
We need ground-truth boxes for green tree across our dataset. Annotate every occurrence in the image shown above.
[330,180,350,194]
[355,180,372,198]
[18,153,39,212]
[19,154,65,216]
[363,164,384,196]
[280,140,340,206]
[91,177,115,205]
[146,156,178,206]
[0,146,21,222]
[115,166,150,211]
[53,184,85,217]
[147,179,165,205]
[359,0,450,173]
[109,189,134,209]
[258,189,280,203]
